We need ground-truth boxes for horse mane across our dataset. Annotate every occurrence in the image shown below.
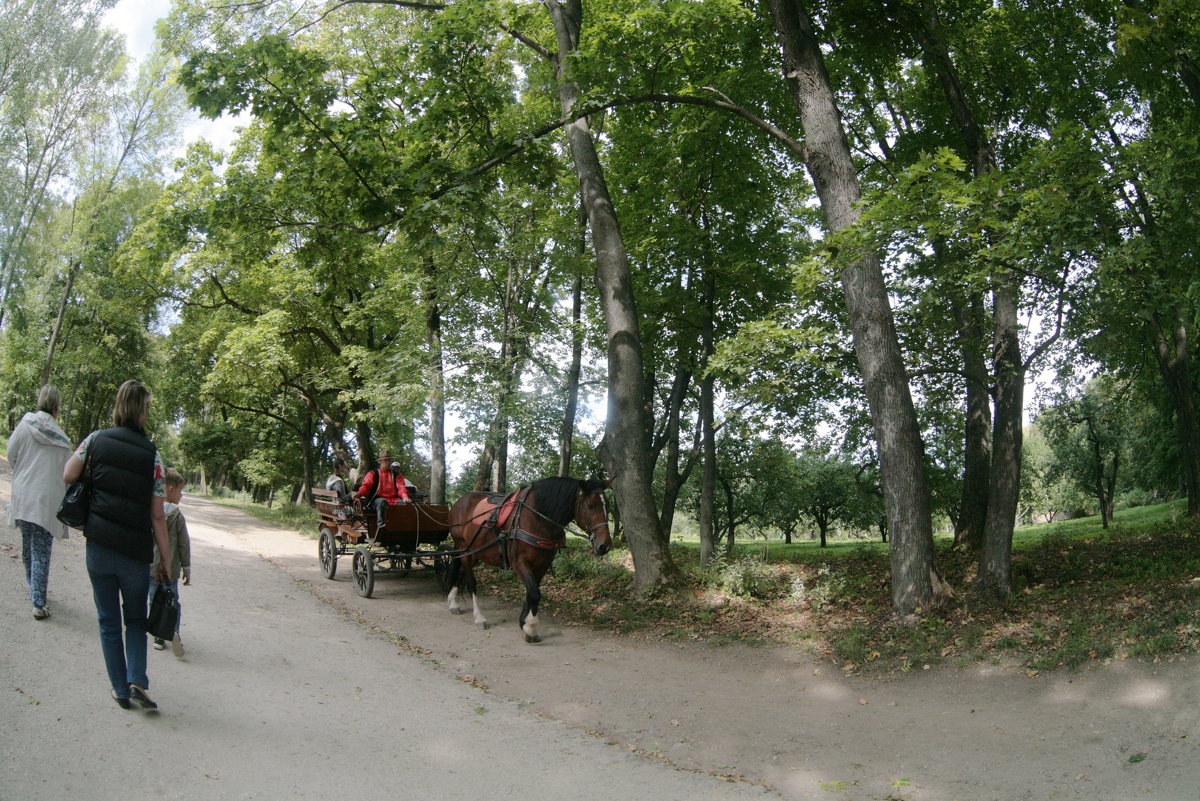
[529,476,604,523]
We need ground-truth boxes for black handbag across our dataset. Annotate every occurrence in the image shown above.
[56,448,91,529]
[147,584,179,641]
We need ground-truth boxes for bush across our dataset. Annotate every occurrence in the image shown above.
[706,555,789,600]
[551,547,632,587]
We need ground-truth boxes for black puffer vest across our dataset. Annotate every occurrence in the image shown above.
[85,425,157,563]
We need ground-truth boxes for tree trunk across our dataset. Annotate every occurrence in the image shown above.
[655,366,695,537]
[355,417,375,476]
[299,409,314,505]
[1148,310,1200,516]
[954,293,990,550]
[768,0,935,616]
[699,278,717,567]
[558,273,583,477]
[915,0,1025,602]
[424,256,447,505]
[545,0,677,591]
[42,261,81,385]
[978,278,1023,602]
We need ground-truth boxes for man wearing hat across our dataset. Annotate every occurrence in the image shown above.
[354,450,412,533]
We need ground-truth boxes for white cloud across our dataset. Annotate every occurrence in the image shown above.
[103,0,172,66]
[104,0,246,154]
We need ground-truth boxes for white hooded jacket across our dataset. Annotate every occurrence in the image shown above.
[5,411,74,538]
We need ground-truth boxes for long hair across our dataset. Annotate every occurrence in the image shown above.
[529,477,606,524]
[112,380,151,428]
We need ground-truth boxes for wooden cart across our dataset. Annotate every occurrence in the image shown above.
[313,487,455,598]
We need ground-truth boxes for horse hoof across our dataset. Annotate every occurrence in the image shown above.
[524,633,542,644]
[476,621,490,630]
[450,608,465,615]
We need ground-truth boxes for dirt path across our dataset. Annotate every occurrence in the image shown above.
[4,461,1198,800]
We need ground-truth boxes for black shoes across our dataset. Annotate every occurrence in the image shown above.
[128,684,157,710]
[111,690,132,709]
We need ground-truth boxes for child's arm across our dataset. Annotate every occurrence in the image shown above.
[179,514,192,585]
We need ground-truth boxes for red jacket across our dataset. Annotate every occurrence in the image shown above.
[355,468,411,503]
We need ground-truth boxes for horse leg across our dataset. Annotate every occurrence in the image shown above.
[462,563,489,630]
[516,564,543,644]
[446,556,465,614]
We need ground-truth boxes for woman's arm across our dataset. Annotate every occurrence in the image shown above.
[150,496,171,584]
[63,453,84,483]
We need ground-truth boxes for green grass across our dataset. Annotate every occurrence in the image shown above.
[543,499,1200,672]
[199,489,1200,673]
[202,493,317,535]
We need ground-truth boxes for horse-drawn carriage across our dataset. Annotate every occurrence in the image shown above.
[313,487,454,598]
[314,476,614,643]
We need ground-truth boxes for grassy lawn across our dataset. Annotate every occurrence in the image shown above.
[218,490,1200,674]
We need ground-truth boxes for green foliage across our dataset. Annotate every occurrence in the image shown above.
[704,554,789,600]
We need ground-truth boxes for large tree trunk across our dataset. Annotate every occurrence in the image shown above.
[916,0,1024,601]
[1148,310,1200,516]
[425,256,446,504]
[42,261,81,385]
[768,0,936,616]
[698,275,717,567]
[299,409,314,505]
[355,416,375,476]
[558,273,583,477]
[655,366,695,538]
[978,279,1023,601]
[545,0,677,591]
[954,294,991,550]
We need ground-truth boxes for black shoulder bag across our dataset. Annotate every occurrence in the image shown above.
[56,445,91,529]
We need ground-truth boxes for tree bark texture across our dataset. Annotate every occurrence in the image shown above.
[768,0,935,616]
[655,365,695,538]
[424,256,447,505]
[954,294,991,550]
[1148,310,1200,516]
[699,276,717,567]
[558,273,584,477]
[978,279,1023,602]
[546,0,677,590]
[915,0,1027,601]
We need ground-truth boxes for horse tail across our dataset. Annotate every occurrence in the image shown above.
[446,551,463,592]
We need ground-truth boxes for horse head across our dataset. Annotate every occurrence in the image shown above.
[576,478,613,556]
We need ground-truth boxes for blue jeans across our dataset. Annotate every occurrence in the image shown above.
[86,541,150,697]
[17,520,53,608]
[148,578,181,638]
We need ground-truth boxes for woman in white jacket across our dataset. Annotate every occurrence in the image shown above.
[6,385,73,619]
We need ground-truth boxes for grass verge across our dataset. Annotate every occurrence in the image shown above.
[212,492,1200,674]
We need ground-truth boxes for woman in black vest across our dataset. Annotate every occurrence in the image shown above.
[63,380,171,711]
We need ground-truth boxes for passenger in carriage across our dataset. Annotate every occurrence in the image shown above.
[354,450,412,533]
[325,458,352,504]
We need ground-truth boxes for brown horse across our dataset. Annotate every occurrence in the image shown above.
[446,477,613,643]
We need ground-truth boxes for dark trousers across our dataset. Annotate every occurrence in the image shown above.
[371,497,390,533]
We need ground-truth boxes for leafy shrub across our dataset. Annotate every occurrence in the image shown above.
[705,555,789,599]
[789,565,848,609]
[551,547,633,587]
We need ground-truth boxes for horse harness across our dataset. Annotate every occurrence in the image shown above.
[467,486,565,569]
[460,484,604,565]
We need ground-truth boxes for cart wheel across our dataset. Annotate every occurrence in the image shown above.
[319,527,338,580]
[352,545,375,598]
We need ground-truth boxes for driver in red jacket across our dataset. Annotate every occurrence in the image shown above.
[355,450,412,533]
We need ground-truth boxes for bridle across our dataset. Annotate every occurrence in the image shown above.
[520,485,611,550]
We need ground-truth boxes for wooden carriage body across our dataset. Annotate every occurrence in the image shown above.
[313,487,454,598]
